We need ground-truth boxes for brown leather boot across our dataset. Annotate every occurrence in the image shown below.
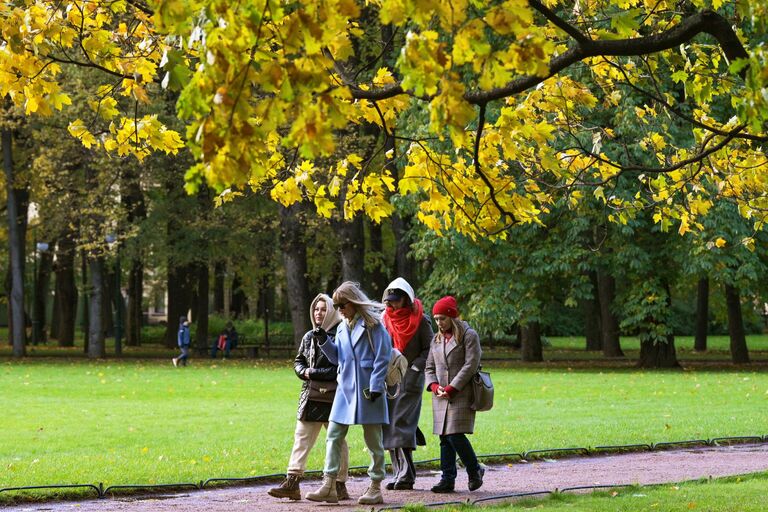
[335,481,350,500]
[267,474,302,500]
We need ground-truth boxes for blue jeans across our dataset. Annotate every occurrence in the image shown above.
[177,346,189,365]
[439,434,479,482]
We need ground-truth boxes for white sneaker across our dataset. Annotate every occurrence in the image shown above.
[172,358,178,367]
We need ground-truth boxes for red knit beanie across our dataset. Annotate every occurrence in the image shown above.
[432,296,459,318]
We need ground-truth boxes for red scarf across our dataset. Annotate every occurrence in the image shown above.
[383,299,423,352]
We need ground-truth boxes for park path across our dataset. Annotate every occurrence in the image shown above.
[6,444,768,511]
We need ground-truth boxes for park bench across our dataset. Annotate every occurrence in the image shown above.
[230,335,296,358]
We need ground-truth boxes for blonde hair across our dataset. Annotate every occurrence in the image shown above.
[333,281,384,328]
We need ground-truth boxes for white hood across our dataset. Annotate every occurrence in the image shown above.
[382,277,415,303]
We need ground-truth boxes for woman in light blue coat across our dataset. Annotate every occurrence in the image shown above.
[306,281,392,506]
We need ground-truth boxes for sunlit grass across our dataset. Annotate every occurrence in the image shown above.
[1,359,767,503]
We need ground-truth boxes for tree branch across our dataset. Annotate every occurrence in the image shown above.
[468,10,749,104]
[349,10,749,105]
[473,103,518,225]
[528,0,590,44]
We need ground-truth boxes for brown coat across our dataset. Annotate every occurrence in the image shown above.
[425,320,481,435]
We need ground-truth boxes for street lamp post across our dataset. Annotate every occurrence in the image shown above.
[31,240,49,345]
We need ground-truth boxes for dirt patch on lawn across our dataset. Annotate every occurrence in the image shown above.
[6,444,768,511]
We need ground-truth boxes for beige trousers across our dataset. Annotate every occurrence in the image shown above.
[287,420,349,482]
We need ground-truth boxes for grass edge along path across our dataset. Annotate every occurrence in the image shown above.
[3,445,768,509]
[449,470,768,512]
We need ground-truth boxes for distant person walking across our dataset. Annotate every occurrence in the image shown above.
[306,281,391,505]
[381,277,433,491]
[268,294,350,501]
[173,316,191,367]
[425,296,484,493]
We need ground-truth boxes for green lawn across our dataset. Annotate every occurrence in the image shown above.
[1,360,767,502]
[409,471,768,511]
[544,334,768,354]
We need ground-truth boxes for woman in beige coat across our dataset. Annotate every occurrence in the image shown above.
[424,296,484,493]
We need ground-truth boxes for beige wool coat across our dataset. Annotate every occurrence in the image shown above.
[424,320,482,435]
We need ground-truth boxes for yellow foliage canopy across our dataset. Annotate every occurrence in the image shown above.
[2,0,768,238]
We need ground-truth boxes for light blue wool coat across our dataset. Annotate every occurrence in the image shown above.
[320,317,391,425]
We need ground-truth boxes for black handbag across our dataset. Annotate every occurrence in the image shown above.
[471,367,494,412]
[307,380,337,403]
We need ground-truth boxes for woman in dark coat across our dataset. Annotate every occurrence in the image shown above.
[425,296,484,493]
[381,277,433,490]
[268,293,350,501]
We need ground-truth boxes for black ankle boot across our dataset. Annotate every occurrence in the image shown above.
[468,466,485,491]
[431,479,455,493]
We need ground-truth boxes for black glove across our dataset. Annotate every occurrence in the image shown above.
[368,391,381,402]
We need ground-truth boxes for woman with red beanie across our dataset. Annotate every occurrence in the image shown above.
[425,296,484,493]
[381,277,433,491]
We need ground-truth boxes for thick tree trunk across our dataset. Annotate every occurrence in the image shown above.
[122,162,146,347]
[694,277,709,352]
[520,321,543,362]
[87,255,106,358]
[3,126,27,356]
[230,273,249,318]
[33,249,53,344]
[102,266,115,336]
[81,248,89,352]
[213,260,225,313]
[637,283,680,368]
[165,262,194,348]
[280,204,311,347]
[195,262,209,353]
[368,221,386,299]
[126,259,143,346]
[110,259,125,356]
[583,270,602,351]
[637,335,680,368]
[725,283,750,364]
[255,274,272,345]
[50,287,60,340]
[338,216,365,283]
[391,214,415,285]
[54,235,77,346]
[597,269,623,357]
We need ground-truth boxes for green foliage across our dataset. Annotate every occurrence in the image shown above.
[412,212,592,336]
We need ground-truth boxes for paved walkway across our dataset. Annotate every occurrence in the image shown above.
[6,444,768,511]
